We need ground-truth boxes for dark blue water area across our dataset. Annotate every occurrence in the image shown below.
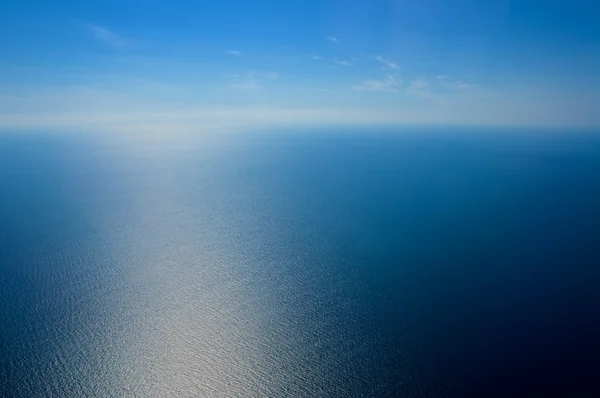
[1,127,599,397]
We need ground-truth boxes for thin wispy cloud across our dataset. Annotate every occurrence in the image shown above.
[452,80,478,89]
[353,75,401,92]
[327,36,339,43]
[407,79,433,97]
[85,24,125,47]
[310,55,325,61]
[410,79,429,90]
[230,79,261,90]
[335,60,353,67]
[435,75,478,90]
[436,77,479,91]
[226,50,243,56]
[229,71,278,90]
[375,56,399,70]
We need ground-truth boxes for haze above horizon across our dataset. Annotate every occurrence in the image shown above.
[1,0,599,133]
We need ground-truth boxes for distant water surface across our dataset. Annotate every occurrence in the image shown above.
[1,128,599,397]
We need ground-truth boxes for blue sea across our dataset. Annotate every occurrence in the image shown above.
[1,127,599,397]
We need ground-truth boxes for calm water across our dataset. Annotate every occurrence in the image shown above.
[1,128,599,397]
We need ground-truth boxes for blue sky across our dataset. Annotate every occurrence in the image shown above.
[1,0,599,132]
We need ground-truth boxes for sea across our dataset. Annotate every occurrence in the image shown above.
[1,127,599,397]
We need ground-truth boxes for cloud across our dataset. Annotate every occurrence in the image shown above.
[375,56,399,70]
[407,79,433,97]
[327,36,339,43]
[441,80,482,95]
[433,74,477,89]
[226,50,243,56]
[230,79,261,90]
[229,71,278,90]
[410,79,429,90]
[335,60,353,67]
[454,81,478,89]
[353,74,402,92]
[434,75,479,90]
[310,55,325,61]
[85,24,125,47]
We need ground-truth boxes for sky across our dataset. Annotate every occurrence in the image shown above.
[0,0,599,133]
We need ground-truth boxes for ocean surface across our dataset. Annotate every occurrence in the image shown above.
[1,127,599,397]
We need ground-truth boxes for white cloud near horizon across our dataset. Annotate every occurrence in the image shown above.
[327,36,339,43]
[2,93,598,134]
[407,79,433,97]
[2,68,599,133]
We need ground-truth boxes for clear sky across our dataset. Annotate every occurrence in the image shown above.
[1,0,599,132]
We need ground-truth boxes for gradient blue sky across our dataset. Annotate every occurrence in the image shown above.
[1,0,599,132]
